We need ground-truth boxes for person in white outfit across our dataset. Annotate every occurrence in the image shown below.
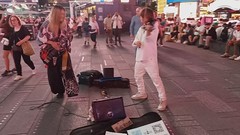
[112,12,123,45]
[131,7,167,111]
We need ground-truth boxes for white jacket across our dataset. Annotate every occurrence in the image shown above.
[112,15,123,29]
[132,22,159,62]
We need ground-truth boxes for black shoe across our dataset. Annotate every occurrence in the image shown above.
[68,92,78,97]
[203,46,209,49]
[1,70,11,76]
[11,68,16,72]
[198,45,204,48]
[57,93,64,99]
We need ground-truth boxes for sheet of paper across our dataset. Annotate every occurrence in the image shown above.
[105,131,127,135]
[127,120,170,135]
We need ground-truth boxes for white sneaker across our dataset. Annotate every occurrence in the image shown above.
[14,75,22,81]
[131,92,147,100]
[32,69,36,75]
[229,55,238,60]
[234,56,240,61]
[176,40,181,43]
[183,41,188,44]
[157,99,167,111]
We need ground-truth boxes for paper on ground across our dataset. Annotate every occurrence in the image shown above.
[127,120,170,135]
[105,131,127,135]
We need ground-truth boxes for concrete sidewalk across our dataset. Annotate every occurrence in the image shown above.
[0,34,240,135]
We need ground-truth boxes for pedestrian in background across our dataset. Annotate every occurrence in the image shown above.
[129,7,142,38]
[0,15,15,76]
[38,5,79,98]
[158,13,167,46]
[103,13,113,45]
[131,7,167,111]
[9,15,36,81]
[76,16,83,38]
[112,12,123,45]
[89,16,99,48]
[82,17,90,46]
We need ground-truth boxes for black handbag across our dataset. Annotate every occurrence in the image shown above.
[12,39,23,52]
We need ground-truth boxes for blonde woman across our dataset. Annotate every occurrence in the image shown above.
[8,15,36,81]
[38,5,79,98]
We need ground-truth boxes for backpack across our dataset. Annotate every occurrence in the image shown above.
[82,22,91,32]
[220,27,228,42]
[77,70,103,86]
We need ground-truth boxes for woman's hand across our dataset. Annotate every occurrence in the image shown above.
[50,41,60,50]
[16,36,30,46]
[134,41,142,48]
[16,40,24,46]
[72,24,78,31]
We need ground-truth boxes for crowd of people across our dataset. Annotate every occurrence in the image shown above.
[1,4,239,112]
[159,15,240,61]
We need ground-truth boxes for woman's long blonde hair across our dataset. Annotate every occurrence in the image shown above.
[48,5,66,37]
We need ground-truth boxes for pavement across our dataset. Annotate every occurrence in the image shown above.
[0,34,240,135]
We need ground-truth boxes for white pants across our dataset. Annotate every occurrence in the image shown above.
[134,60,167,101]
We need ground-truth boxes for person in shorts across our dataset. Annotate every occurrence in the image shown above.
[0,15,15,76]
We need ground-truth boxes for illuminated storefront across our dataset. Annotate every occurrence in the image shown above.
[208,0,240,19]
[157,0,167,14]
[165,0,198,19]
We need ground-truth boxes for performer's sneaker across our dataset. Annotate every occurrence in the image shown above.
[131,92,148,100]
[157,99,167,111]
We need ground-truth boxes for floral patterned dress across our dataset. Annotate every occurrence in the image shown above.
[38,20,79,96]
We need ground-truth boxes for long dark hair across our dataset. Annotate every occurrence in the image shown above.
[1,15,12,37]
[140,7,155,25]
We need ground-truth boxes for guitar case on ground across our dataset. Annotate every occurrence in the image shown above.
[94,77,130,88]
[70,112,162,135]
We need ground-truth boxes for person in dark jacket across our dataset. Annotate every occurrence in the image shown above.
[8,15,36,81]
[198,23,217,49]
